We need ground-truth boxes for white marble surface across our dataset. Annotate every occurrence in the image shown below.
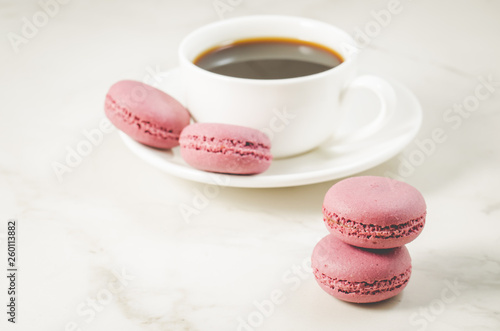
[1,0,500,330]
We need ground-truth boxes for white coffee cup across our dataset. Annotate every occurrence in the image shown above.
[179,15,396,158]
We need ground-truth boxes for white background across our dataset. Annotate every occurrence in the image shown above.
[1,0,499,330]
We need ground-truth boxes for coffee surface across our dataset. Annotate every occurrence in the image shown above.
[194,37,343,79]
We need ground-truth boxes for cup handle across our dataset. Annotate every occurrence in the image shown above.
[334,75,397,142]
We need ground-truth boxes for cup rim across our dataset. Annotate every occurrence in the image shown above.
[178,15,359,85]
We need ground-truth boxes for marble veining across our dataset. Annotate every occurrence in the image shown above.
[1,0,499,330]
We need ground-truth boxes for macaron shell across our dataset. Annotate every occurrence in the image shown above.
[180,122,271,143]
[324,214,425,249]
[312,235,412,303]
[323,176,426,248]
[105,80,191,149]
[179,123,272,175]
[324,176,426,226]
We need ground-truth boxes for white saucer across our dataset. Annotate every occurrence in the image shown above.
[120,69,422,188]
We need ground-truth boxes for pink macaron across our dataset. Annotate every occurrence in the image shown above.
[322,176,426,249]
[179,123,272,175]
[312,234,412,303]
[105,80,191,149]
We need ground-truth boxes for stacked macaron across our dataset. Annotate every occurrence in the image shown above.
[104,80,272,175]
[311,176,426,303]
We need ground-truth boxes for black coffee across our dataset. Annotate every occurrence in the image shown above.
[193,37,343,79]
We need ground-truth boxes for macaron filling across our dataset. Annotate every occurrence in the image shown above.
[313,266,412,296]
[105,95,180,142]
[180,134,272,160]
[323,207,426,240]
